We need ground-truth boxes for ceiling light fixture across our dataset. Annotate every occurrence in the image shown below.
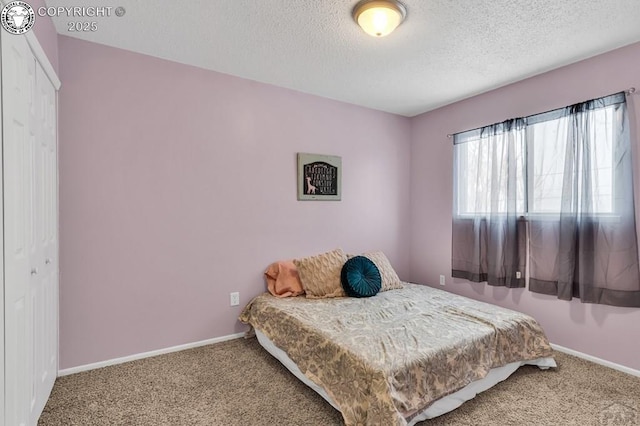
[352,0,407,37]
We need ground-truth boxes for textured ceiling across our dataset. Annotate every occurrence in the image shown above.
[45,0,640,117]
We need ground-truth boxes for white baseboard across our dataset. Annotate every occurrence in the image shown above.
[551,343,640,377]
[58,335,640,379]
[58,332,245,376]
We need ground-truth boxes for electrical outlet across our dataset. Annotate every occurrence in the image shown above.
[516,271,522,279]
[439,275,445,286]
[230,292,240,306]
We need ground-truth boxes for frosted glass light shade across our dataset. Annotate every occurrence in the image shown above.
[353,0,406,37]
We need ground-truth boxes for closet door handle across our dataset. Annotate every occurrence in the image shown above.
[31,267,38,275]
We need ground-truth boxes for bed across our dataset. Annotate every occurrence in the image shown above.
[239,282,556,426]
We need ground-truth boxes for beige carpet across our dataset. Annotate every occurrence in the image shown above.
[39,338,640,426]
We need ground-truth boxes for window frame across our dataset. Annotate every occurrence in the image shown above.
[453,93,625,219]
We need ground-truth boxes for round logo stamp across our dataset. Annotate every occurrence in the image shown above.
[1,1,35,34]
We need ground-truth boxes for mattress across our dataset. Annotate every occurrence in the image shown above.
[255,329,555,425]
[240,283,556,425]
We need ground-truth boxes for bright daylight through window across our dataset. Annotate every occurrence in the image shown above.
[456,105,618,216]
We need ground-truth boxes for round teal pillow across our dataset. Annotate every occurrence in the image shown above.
[341,256,382,298]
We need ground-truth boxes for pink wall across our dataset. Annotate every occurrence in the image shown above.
[30,0,58,73]
[57,36,411,369]
[58,33,640,372]
[409,42,640,371]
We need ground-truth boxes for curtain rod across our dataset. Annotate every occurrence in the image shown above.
[445,87,636,139]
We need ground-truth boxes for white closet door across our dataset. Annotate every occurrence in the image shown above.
[0,31,4,426]
[3,29,59,426]
[33,59,58,421]
[3,31,36,426]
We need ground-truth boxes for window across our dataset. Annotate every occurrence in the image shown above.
[455,102,619,216]
[451,91,640,307]
[455,124,526,215]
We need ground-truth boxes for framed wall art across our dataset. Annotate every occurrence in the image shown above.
[297,153,341,201]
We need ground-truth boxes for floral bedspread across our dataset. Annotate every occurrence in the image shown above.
[239,283,554,426]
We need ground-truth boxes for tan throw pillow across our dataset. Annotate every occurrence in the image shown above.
[362,251,403,291]
[294,248,347,299]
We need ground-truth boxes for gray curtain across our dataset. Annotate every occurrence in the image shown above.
[528,93,640,307]
[452,119,527,288]
[452,92,640,307]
